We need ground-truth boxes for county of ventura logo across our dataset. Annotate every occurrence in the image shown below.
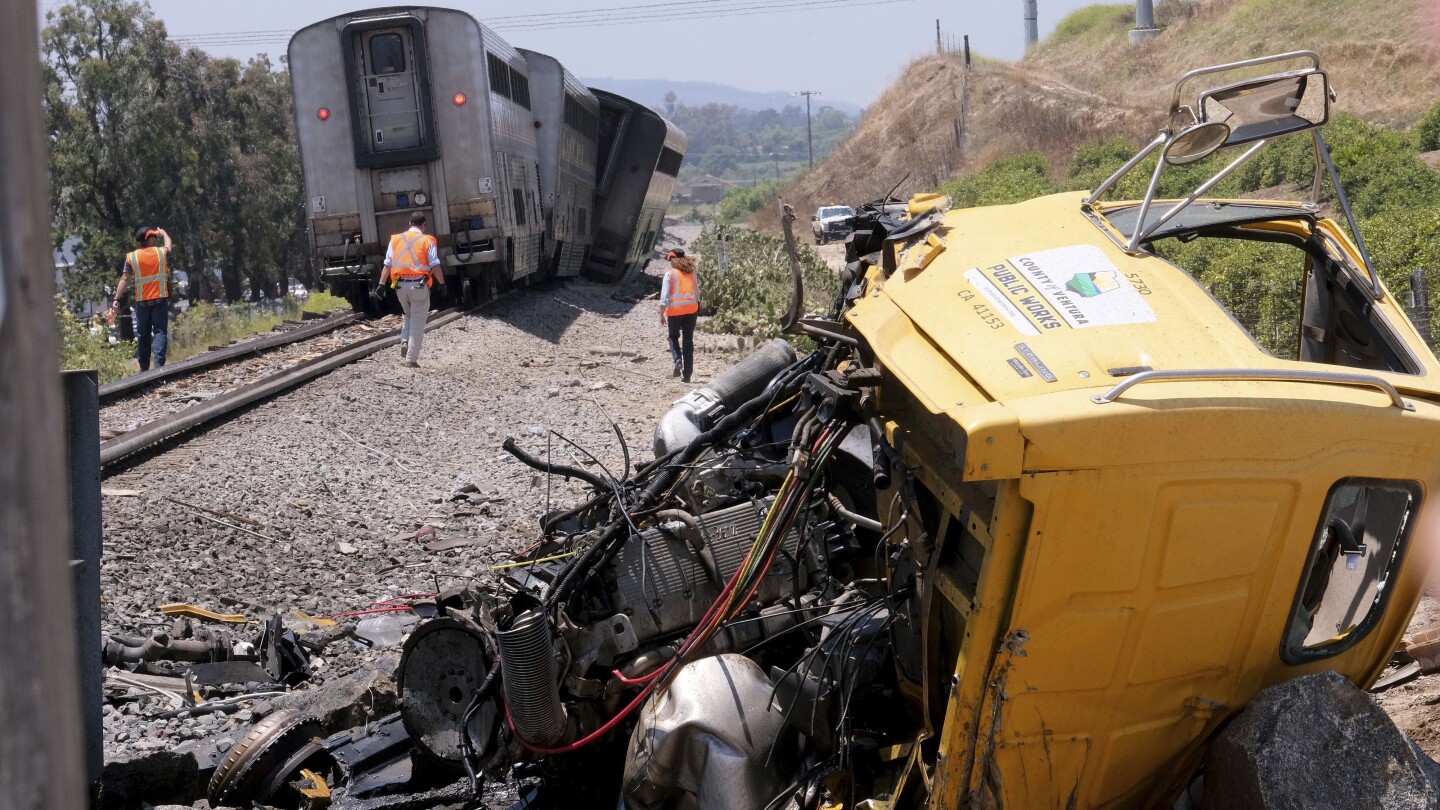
[1066,270,1121,299]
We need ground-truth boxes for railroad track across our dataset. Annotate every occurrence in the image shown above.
[99,307,465,468]
[98,310,363,405]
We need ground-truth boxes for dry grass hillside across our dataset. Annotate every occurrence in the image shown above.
[1025,0,1440,125]
[778,55,1155,226]
[775,0,1440,226]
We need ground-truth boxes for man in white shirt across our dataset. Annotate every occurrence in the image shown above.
[378,212,445,367]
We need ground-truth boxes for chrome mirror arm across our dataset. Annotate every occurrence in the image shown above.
[1121,144,1171,250]
[1084,133,1166,206]
[1127,139,1268,251]
[1314,131,1382,298]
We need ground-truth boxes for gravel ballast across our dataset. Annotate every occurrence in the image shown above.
[96,231,748,782]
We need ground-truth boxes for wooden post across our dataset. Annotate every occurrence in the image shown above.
[936,19,942,54]
[0,0,89,807]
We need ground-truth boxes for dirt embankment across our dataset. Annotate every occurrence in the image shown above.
[772,54,1155,226]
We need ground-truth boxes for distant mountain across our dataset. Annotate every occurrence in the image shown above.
[581,77,864,117]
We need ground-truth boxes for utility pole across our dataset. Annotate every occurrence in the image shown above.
[795,90,821,170]
[1130,0,1160,43]
[0,0,88,806]
[936,19,942,54]
[1024,0,1039,50]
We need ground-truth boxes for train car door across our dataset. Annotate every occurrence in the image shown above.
[342,16,438,169]
[359,30,421,151]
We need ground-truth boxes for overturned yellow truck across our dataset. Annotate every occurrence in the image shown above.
[849,51,1439,808]
[211,52,1440,810]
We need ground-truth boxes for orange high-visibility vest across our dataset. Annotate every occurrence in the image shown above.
[388,230,438,286]
[665,270,698,316]
[126,247,169,301]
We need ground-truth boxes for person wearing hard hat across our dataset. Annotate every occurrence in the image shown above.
[660,249,699,383]
[111,226,173,372]
[377,211,445,367]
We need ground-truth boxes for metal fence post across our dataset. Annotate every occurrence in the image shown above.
[64,369,104,785]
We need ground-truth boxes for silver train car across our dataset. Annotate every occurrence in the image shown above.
[289,6,685,310]
[585,89,688,283]
[519,49,599,279]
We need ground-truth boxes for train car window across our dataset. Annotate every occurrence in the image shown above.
[564,95,581,132]
[656,147,683,177]
[369,34,406,75]
[564,97,598,141]
[1281,478,1420,664]
[487,53,512,100]
[513,188,527,226]
[510,67,531,110]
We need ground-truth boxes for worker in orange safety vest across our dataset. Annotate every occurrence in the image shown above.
[112,226,174,372]
[378,211,445,367]
[660,249,699,383]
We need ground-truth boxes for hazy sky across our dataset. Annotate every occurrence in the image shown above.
[38,0,1112,107]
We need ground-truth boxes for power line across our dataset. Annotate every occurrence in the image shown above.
[489,0,781,22]
[497,0,920,32]
[170,0,917,46]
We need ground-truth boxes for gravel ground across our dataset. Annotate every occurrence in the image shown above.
[1376,589,1440,758]
[99,315,403,437]
[97,229,751,784]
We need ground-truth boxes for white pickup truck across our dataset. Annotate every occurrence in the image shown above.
[810,204,855,245]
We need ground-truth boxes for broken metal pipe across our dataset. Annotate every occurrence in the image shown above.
[103,632,230,666]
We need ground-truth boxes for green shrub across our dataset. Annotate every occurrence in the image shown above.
[167,299,318,363]
[55,295,133,383]
[1048,4,1133,45]
[1064,137,1138,192]
[692,224,838,338]
[1417,99,1440,152]
[716,180,785,224]
[1317,114,1440,217]
[302,290,349,315]
[937,152,1056,209]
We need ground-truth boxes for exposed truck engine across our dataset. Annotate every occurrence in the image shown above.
[212,51,1440,810]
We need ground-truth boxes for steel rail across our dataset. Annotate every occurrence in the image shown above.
[100,308,463,467]
[99,311,363,404]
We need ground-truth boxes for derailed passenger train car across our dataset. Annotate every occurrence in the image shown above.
[519,48,600,279]
[217,48,1433,810]
[584,90,688,282]
[288,7,682,310]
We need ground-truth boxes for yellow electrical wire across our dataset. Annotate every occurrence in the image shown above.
[491,549,581,571]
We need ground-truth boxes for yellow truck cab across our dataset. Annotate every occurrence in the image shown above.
[841,52,1440,807]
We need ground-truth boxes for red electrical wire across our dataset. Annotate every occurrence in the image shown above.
[511,546,756,755]
[511,422,841,755]
[610,667,661,685]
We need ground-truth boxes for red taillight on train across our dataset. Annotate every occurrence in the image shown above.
[317,107,330,121]
[453,92,467,107]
